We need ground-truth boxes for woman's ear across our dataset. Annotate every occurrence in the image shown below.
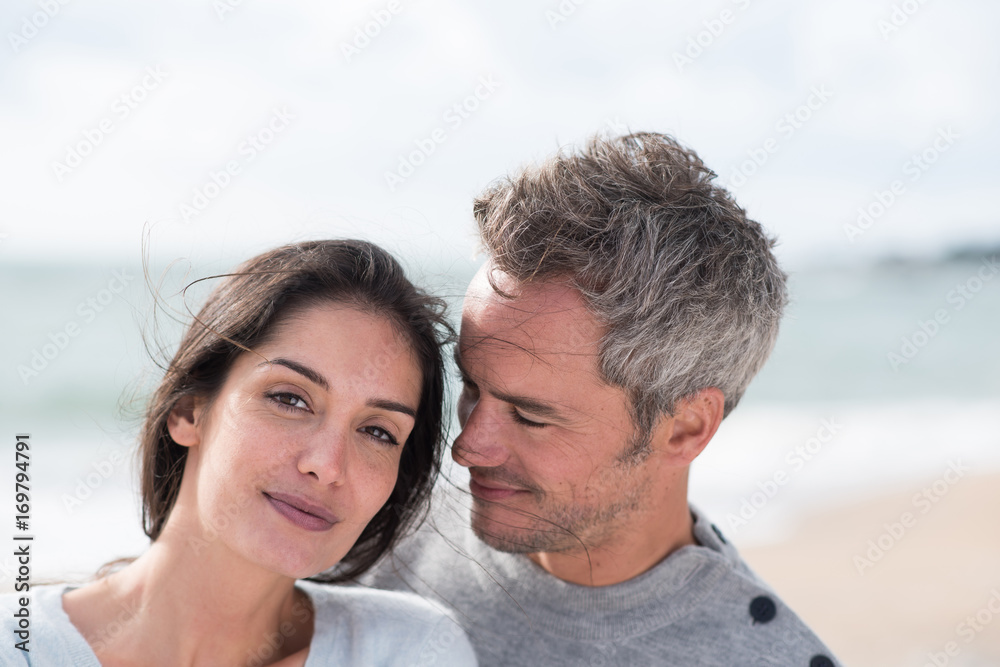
[166,395,202,448]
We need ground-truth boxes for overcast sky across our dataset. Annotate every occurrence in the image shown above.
[2,0,997,271]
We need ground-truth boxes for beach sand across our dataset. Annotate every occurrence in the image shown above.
[741,472,1000,667]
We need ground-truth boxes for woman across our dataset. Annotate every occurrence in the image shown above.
[1,240,476,666]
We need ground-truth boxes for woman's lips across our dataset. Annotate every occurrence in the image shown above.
[264,492,339,531]
[469,474,527,501]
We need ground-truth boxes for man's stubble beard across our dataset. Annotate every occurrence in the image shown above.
[469,458,652,555]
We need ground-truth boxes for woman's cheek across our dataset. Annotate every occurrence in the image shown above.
[358,450,402,512]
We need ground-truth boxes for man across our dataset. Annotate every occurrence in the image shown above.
[364,132,840,666]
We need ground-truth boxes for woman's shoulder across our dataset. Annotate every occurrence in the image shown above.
[0,584,101,666]
[297,578,449,621]
[0,583,72,625]
[0,583,67,604]
[296,580,477,666]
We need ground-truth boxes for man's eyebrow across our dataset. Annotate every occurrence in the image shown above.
[492,390,567,422]
[262,358,329,390]
[260,358,417,419]
[454,348,569,424]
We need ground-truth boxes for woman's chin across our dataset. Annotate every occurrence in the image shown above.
[249,543,351,580]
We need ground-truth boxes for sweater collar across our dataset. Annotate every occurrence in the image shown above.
[459,504,742,641]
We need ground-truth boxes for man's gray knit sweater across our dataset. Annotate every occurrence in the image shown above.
[362,493,841,667]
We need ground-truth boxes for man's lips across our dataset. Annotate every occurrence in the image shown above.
[468,473,529,501]
[264,491,339,532]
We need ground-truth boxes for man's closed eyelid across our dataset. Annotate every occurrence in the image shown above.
[511,407,546,428]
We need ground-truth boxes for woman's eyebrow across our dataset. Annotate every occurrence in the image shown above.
[260,358,417,418]
[259,357,329,390]
[368,399,416,419]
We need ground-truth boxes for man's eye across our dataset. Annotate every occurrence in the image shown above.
[510,407,545,428]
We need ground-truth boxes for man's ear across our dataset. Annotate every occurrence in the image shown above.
[166,395,202,448]
[654,387,725,466]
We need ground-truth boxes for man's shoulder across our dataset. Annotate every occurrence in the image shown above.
[603,505,841,666]
[669,551,836,665]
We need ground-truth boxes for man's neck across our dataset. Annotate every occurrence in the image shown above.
[526,492,696,587]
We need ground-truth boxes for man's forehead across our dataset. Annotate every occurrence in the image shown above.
[461,265,602,358]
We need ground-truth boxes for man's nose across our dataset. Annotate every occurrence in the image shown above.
[452,399,509,468]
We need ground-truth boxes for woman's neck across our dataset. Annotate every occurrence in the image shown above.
[63,525,314,667]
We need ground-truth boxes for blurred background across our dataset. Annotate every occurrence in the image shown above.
[1,1,998,664]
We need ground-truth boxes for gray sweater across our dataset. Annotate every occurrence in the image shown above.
[362,495,841,667]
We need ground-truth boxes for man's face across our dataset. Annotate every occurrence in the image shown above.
[453,266,658,554]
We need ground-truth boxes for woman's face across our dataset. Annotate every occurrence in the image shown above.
[168,303,423,578]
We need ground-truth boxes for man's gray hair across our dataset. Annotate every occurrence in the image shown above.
[473,132,787,446]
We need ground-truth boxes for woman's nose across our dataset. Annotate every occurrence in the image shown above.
[296,432,348,485]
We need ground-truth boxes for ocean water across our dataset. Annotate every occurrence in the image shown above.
[0,252,997,583]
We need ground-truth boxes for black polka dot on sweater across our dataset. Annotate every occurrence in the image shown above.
[749,595,777,624]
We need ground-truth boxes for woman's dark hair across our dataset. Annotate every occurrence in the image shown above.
[139,239,451,582]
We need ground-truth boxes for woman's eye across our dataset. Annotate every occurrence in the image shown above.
[268,392,309,411]
[363,425,399,446]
